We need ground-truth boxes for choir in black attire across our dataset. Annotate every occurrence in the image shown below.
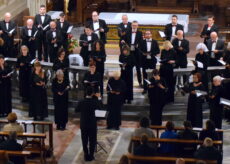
[148,70,167,125]
[0,55,12,117]
[119,46,135,104]
[34,5,52,61]
[0,15,17,57]
[90,40,106,95]
[16,46,32,102]
[79,27,98,66]
[140,31,160,93]
[106,73,126,130]
[52,70,69,130]
[29,62,48,120]
[160,43,176,103]
[187,73,205,128]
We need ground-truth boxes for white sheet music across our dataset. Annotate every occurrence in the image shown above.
[67,25,73,33]
[9,28,15,34]
[195,90,207,97]
[159,31,166,38]
[43,24,49,30]
[197,61,204,68]
[218,60,226,66]
[95,110,107,118]
[220,98,230,106]
[144,79,151,85]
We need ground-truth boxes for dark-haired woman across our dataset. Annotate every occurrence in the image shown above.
[90,40,106,95]
[52,69,70,130]
[53,48,69,80]
[16,45,32,102]
[187,72,205,128]
[0,55,12,117]
[148,69,167,125]
[199,120,219,140]
[29,62,48,120]
[119,46,135,104]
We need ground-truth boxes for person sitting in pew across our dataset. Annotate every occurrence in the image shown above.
[134,134,156,164]
[0,131,24,164]
[3,113,23,133]
[0,151,14,164]
[194,137,222,164]
[118,155,129,164]
[177,121,198,157]
[199,120,219,141]
[176,158,185,164]
[159,121,178,155]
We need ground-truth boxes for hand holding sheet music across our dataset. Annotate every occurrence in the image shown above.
[95,110,107,118]
[220,98,230,106]
[197,61,204,68]
[159,31,166,38]
[67,26,73,33]
[195,90,207,97]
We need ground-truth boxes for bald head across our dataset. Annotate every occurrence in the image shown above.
[27,19,34,28]
[4,12,11,22]
[210,32,218,41]
[177,30,184,39]
[122,15,128,24]
[50,21,56,29]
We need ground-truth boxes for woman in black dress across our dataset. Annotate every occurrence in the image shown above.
[119,46,135,104]
[195,43,210,91]
[90,40,106,95]
[160,41,176,103]
[106,71,126,130]
[148,69,167,125]
[29,62,48,120]
[52,69,70,130]
[16,45,32,102]
[0,55,12,117]
[187,72,205,128]
[53,48,69,80]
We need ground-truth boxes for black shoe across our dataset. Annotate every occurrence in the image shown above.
[115,127,120,130]
[84,154,90,161]
[56,125,61,130]
[127,100,131,104]
[88,155,95,161]
[106,126,112,130]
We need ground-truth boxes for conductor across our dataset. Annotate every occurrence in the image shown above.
[77,87,101,161]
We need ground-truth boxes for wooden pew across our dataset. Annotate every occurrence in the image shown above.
[0,120,54,156]
[126,153,217,164]
[5,150,31,164]
[0,132,46,164]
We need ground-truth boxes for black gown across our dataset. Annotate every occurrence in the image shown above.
[106,77,126,129]
[119,53,135,101]
[90,50,106,95]
[160,49,176,103]
[29,72,48,120]
[52,78,69,128]
[209,85,224,129]
[16,55,32,101]
[0,64,12,116]
[195,52,210,91]
[82,71,101,94]
[187,82,205,128]
[148,77,167,125]
[52,57,70,80]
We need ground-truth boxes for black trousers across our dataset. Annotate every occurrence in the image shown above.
[48,45,59,63]
[37,34,48,61]
[131,50,142,85]
[81,127,97,157]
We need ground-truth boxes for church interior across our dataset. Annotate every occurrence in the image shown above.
[0,0,230,164]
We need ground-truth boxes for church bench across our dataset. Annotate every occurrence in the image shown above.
[0,120,54,156]
[6,150,31,164]
[126,153,217,164]
[0,132,46,164]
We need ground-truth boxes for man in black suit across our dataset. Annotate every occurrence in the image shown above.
[46,21,62,63]
[56,13,71,52]
[21,19,38,59]
[79,26,99,66]
[206,32,224,66]
[140,30,160,94]
[34,5,52,61]
[88,11,108,44]
[122,20,143,86]
[164,15,184,41]
[200,16,219,45]
[77,87,100,162]
[172,30,189,87]
[0,12,17,57]
[117,14,131,51]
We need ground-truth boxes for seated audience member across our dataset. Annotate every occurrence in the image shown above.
[0,131,24,164]
[194,137,222,164]
[68,48,84,66]
[0,150,14,164]
[199,120,219,141]
[176,158,185,164]
[159,121,178,154]
[177,121,198,156]
[3,113,23,133]
[118,155,129,164]
[134,134,155,164]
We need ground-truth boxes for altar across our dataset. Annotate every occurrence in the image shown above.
[99,12,189,41]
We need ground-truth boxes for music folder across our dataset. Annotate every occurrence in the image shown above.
[195,90,207,97]
[220,98,230,106]
[144,79,151,85]
[218,60,226,66]
[95,110,107,118]
[159,31,166,38]
[67,25,73,33]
